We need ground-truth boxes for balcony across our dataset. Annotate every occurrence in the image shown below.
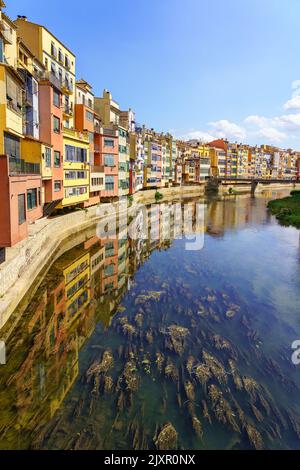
[61,79,73,95]
[6,99,22,116]
[91,165,104,173]
[24,90,33,107]
[94,123,101,134]
[63,103,73,117]
[9,156,40,175]
[63,127,89,142]
[41,71,62,91]
[0,22,13,45]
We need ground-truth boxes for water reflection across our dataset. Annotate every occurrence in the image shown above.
[0,191,300,450]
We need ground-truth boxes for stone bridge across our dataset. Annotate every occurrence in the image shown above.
[205,177,299,196]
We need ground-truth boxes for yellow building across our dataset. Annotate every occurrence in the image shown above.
[15,16,92,208]
[237,145,249,178]
[0,11,23,154]
[209,147,226,177]
[15,16,76,129]
[60,127,90,207]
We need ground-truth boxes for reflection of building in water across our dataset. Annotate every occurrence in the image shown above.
[206,194,274,236]
[0,200,199,448]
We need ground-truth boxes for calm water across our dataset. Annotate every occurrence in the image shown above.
[0,190,300,450]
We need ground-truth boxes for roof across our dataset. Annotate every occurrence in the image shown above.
[14,18,76,57]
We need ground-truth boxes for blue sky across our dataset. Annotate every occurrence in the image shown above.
[7,0,300,148]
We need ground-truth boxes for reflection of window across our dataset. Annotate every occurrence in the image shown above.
[27,188,37,210]
[67,274,88,299]
[18,194,26,225]
[66,260,88,284]
[104,263,114,278]
[105,242,114,257]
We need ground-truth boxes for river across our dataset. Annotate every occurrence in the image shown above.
[0,189,299,450]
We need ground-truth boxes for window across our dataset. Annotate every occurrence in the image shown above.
[54,151,61,167]
[86,110,93,121]
[0,37,4,62]
[65,55,71,69]
[88,99,93,108]
[65,145,87,163]
[104,155,115,167]
[51,42,57,58]
[53,116,60,133]
[6,73,22,113]
[119,145,127,153]
[58,49,64,63]
[27,188,37,210]
[91,177,103,186]
[18,194,26,225]
[89,132,94,143]
[65,186,88,198]
[104,138,114,148]
[105,175,114,191]
[119,162,127,172]
[4,132,20,159]
[119,129,127,138]
[65,170,87,179]
[51,62,56,74]
[45,147,51,168]
[54,181,61,192]
[53,90,60,107]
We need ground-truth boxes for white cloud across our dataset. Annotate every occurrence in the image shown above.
[179,130,217,142]
[256,127,287,143]
[291,80,300,92]
[283,95,300,111]
[209,119,246,141]
[176,81,300,147]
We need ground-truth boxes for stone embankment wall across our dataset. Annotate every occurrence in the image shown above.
[0,185,204,332]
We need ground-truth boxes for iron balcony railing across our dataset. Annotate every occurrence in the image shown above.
[9,156,40,175]
[42,71,62,90]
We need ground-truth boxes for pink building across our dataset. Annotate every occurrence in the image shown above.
[0,154,42,248]
[94,125,119,199]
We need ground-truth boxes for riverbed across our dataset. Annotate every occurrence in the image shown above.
[0,189,299,450]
